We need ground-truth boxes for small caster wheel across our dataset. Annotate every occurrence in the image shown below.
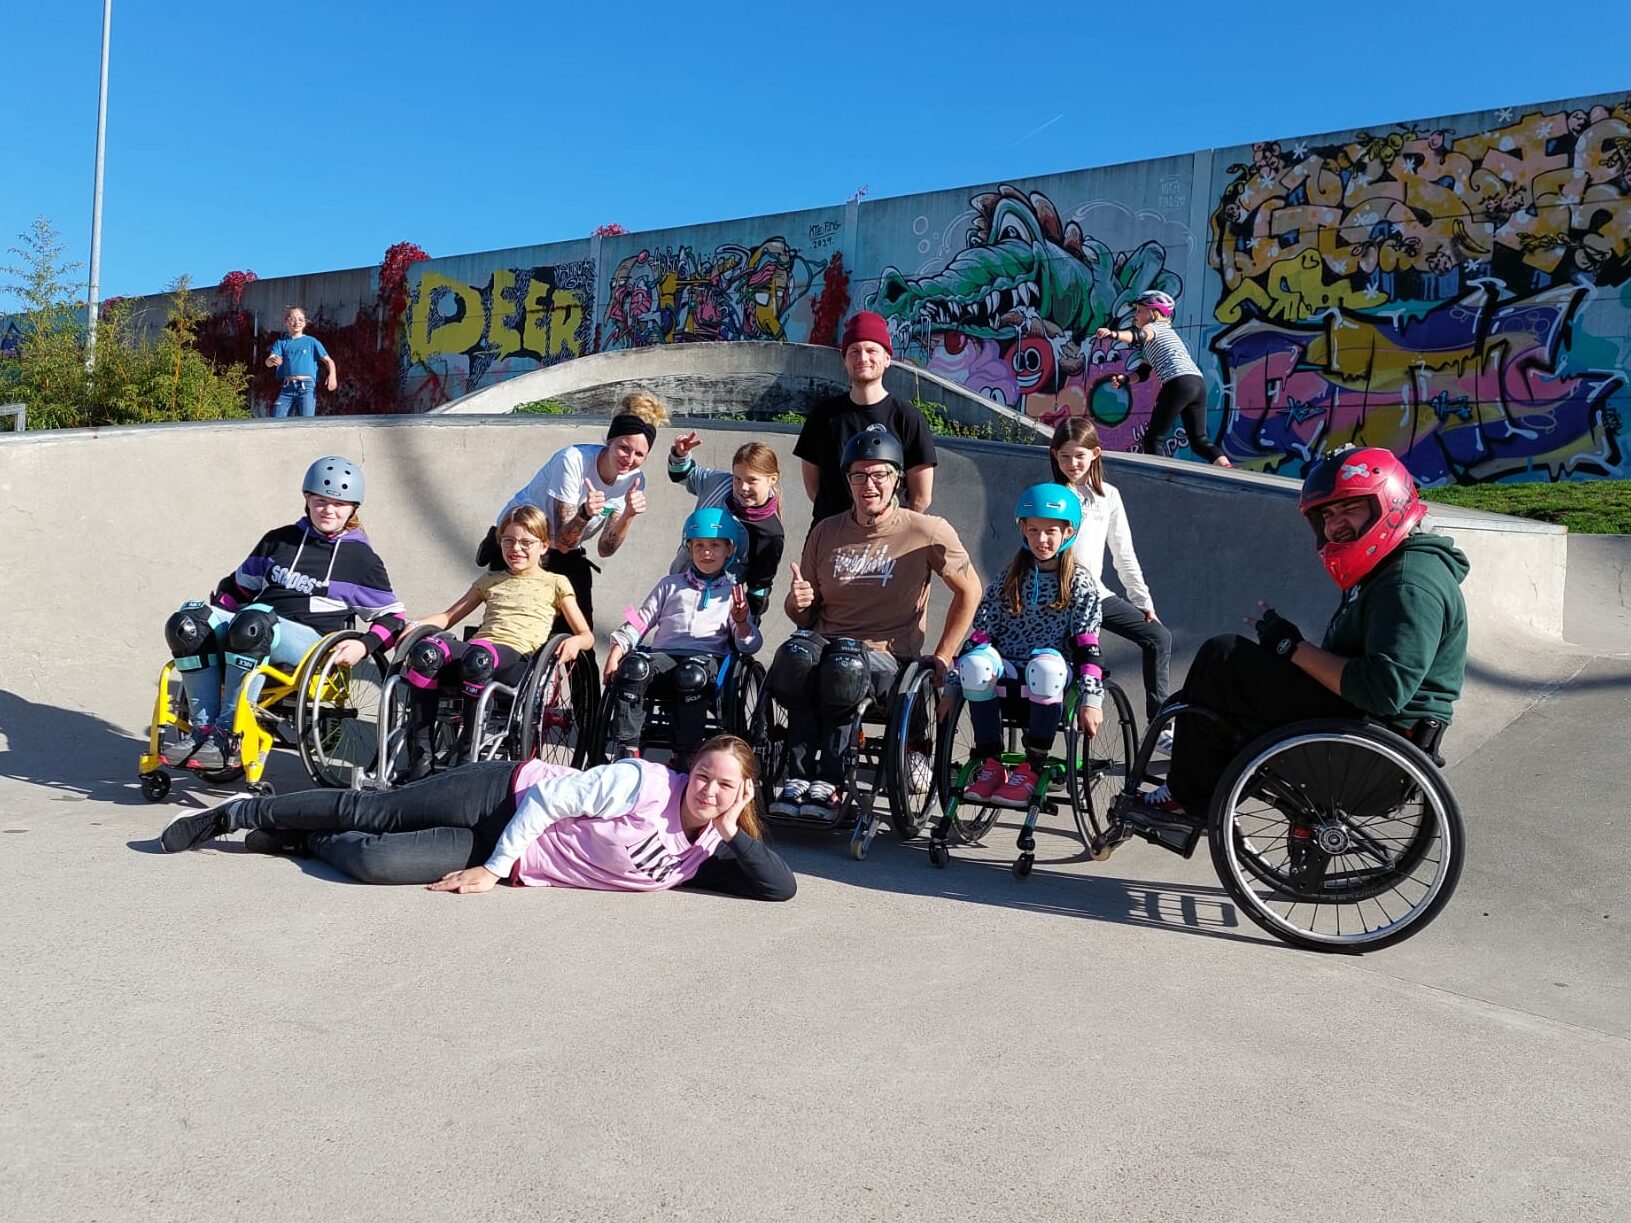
[1012,854,1033,880]
[139,772,172,802]
[848,836,868,861]
[928,844,949,869]
[249,782,276,797]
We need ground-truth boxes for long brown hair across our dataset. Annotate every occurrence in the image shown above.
[999,541,1079,616]
[691,734,764,839]
[1050,417,1105,498]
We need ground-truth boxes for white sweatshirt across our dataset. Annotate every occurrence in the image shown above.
[1070,479,1153,612]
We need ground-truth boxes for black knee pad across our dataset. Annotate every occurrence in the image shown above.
[819,637,871,719]
[164,602,218,672]
[224,605,278,668]
[673,657,712,703]
[460,639,500,697]
[615,651,655,689]
[405,635,452,690]
[768,632,822,706]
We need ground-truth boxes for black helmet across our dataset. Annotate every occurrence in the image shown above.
[840,424,905,473]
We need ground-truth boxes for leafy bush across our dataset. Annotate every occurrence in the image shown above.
[512,398,576,415]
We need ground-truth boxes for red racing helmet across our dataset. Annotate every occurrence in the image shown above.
[1299,446,1426,589]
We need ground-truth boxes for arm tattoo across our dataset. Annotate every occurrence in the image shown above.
[551,498,587,550]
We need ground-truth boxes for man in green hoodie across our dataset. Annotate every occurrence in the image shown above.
[1148,445,1469,817]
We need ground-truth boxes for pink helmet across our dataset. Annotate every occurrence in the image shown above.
[1298,446,1426,589]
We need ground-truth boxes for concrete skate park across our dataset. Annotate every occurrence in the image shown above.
[2,398,1629,1219]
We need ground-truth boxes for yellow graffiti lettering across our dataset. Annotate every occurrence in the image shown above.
[489,269,523,356]
[409,272,486,363]
[523,283,585,361]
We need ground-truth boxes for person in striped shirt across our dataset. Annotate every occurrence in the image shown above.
[665,435,785,617]
[1096,289,1232,466]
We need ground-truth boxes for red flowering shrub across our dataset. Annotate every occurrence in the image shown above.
[809,251,850,348]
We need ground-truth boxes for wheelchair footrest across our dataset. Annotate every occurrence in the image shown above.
[1117,802,1205,859]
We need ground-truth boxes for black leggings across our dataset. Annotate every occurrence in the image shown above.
[1099,594,1172,718]
[1140,374,1224,462]
[234,762,518,884]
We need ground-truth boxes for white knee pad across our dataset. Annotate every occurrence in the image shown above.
[1024,648,1070,705]
[956,643,1004,702]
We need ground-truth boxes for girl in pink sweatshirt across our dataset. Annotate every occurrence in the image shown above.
[158,735,795,901]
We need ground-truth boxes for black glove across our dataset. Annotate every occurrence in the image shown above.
[1256,607,1304,658]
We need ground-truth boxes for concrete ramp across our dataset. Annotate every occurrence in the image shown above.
[1,417,1626,1221]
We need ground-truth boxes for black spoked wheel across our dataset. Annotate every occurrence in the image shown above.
[884,664,941,841]
[294,631,384,789]
[1065,679,1137,850]
[519,638,600,769]
[1207,720,1465,953]
[729,657,765,739]
[933,688,1001,844]
[748,686,790,791]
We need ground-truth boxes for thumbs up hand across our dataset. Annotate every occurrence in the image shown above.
[581,478,606,520]
[788,563,815,612]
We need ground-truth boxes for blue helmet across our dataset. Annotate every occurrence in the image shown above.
[302,455,364,504]
[1014,483,1082,539]
[682,507,748,556]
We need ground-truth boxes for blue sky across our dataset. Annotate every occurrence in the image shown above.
[5,1,1630,311]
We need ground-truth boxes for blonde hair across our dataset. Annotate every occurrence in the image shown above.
[691,734,764,839]
[497,503,551,549]
[620,391,670,428]
[732,442,780,479]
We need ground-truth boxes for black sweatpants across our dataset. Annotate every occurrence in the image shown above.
[606,650,721,766]
[1140,373,1225,463]
[1099,594,1172,718]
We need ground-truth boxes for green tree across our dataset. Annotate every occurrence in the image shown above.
[1,218,250,429]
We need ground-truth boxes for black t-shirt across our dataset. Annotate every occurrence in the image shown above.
[793,391,938,523]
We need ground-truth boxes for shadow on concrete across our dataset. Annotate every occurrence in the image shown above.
[0,689,154,808]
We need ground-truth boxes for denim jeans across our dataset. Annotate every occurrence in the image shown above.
[234,761,518,883]
[272,378,317,418]
[176,608,321,734]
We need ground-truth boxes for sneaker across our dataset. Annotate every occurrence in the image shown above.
[769,778,810,819]
[162,732,222,771]
[243,828,309,857]
[1155,725,1176,755]
[800,781,846,821]
[907,750,933,796]
[159,795,242,853]
[964,757,1008,802]
[1144,783,1186,816]
[992,762,1041,806]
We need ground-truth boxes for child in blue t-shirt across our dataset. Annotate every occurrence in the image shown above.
[266,306,338,418]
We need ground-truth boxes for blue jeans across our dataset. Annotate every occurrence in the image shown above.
[176,607,321,735]
[272,378,317,418]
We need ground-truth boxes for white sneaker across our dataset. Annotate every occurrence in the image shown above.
[769,779,809,819]
[1156,725,1176,754]
[800,781,846,821]
[907,750,933,796]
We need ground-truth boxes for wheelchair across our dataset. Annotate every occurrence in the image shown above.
[930,674,1139,877]
[138,628,386,801]
[585,647,765,767]
[372,625,601,783]
[1095,702,1465,953]
[750,652,944,860]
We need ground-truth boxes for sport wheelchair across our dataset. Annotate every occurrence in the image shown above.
[584,647,765,767]
[138,628,385,801]
[371,625,600,784]
[750,653,944,860]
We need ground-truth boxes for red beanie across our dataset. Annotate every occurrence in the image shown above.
[840,311,893,356]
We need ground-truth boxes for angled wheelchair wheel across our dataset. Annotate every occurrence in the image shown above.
[294,631,385,789]
[883,662,941,841]
[519,637,599,769]
[1065,679,1138,850]
[748,684,791,788]
[1207,720,1465,953]
[727,656,766,739]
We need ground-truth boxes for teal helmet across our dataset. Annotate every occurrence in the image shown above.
[682,507,747,556]
[1015,483,1082,541]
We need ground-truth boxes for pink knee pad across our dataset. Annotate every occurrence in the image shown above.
[405,636,452,690]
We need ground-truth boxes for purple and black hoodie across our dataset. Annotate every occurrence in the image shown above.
[213,519,405,635]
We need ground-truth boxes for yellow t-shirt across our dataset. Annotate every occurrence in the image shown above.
[473,570,574,654]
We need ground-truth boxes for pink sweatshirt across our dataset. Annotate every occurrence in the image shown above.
[491,758,724,891]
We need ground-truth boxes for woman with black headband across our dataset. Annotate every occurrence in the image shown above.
[487,392,671,626]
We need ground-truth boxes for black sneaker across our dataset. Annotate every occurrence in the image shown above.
[162,732,223,771]
[243,828,309,856]
[159,796,241,853]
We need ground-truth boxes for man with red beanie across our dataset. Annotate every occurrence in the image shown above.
[794,310,937,524]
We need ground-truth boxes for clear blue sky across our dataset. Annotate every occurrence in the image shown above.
[5,1,1630,311]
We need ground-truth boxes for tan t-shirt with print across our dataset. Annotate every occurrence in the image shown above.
[474,570,574,654]
[800,508,971,658]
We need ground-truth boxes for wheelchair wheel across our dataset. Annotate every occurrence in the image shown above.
[293,631,385,788]
[883,663,941,841]
[727,656,765,739]
[932,688,1002,844]
[518,637,599,769]
[748,684,791,788]
[1065,679,1137,849]
[1207,720,1465,953]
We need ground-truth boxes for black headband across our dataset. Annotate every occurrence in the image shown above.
[607,413,656,445]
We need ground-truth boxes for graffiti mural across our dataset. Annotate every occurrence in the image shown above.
[869,184,1193,451]
[1208,101,1631,482]
[403,262,594,408]
[603,238,825,349]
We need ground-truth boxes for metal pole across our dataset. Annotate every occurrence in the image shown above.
[85,0,112,367]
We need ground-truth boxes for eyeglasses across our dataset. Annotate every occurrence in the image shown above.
[846,470,896,487]
[499,537,542,550]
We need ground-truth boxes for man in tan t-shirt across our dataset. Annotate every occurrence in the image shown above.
[767,426,981,822]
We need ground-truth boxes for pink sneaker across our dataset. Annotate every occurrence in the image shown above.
[992,762,1041,806]
[964,757,1007,802]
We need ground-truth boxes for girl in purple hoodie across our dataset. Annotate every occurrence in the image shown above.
[158,735,796,902]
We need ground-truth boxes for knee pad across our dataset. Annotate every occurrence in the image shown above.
[956,642,1004,702]
[405,635,452,690]
[615,651,655,689]
[1024,648,1070,705]
[768,632,822,705]
[224,605,278,670]
[460,640,500,698]
[165,602,219,672]
[819,638,871,717]
[673,657,712,702]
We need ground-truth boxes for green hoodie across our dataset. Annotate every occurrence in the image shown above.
[1321,531,1470,726]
